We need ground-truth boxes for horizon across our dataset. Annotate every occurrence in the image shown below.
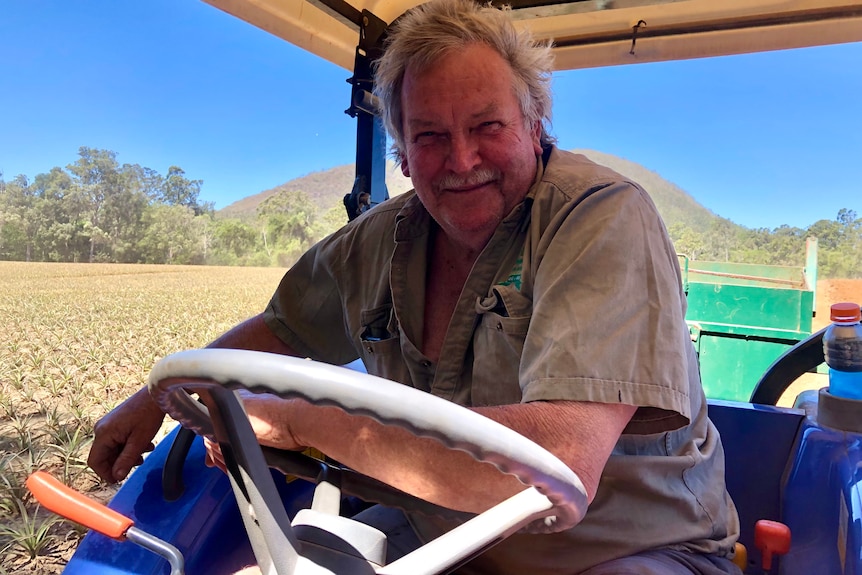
[2,1,860,231]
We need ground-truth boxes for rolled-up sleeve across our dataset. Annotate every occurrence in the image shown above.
[520,180,691,431]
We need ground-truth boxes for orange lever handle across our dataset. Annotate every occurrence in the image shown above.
[26,471,134,540]
[754,519,791,570]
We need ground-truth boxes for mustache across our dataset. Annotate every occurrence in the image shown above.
[435,168,500,190]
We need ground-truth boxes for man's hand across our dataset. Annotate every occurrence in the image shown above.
[87,313,299,483]
[87,388,166,483]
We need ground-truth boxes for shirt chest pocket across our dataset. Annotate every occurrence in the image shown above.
[471,285,533,406]
[358,304,410,383]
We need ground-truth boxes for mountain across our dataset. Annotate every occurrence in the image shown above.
[572,149,722,232]
[217,149,725,232]
[217,162,413,219]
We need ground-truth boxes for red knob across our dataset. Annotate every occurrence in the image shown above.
[754,519,791,571]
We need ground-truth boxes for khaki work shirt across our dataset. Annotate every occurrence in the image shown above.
[263,146,739,574]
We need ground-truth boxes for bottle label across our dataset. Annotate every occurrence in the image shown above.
[823,323,862,372]
[828,368,862,401]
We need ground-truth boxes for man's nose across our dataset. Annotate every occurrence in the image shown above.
[445,133,481,173]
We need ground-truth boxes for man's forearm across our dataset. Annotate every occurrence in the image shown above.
[474,401,635,502]
[251,397,528,513]
[247,397,635,513]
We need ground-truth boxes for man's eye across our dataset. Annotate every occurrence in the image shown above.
[477,121,502,133]
[414,132,441,144]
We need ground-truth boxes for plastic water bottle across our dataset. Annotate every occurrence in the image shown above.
[823,302,862,400]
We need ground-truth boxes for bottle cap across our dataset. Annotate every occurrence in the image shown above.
[830,302,861,323]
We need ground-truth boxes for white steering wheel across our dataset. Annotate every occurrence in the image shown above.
[148,349,588,575]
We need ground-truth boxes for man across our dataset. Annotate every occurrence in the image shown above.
[89,1,740,573]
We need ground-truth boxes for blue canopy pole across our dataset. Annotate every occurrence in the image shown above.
[344,9,389,221]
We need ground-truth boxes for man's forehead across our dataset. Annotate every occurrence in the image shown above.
[403,100,512,130]
[400,41,507,78]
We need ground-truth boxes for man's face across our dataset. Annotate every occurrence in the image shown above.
[400,42,542,248]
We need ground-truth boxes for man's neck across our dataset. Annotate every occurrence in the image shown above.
[432,223,485,272]
[421,225,482,363]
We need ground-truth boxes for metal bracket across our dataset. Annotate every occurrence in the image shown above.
[344,10,390,221]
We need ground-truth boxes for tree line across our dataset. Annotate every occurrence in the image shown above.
[0,147,344,267]
[668,208,862,279]
[1,147,860,277]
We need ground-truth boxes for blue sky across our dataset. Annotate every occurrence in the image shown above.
[2,1,860,230]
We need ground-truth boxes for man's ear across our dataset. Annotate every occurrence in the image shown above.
[531,121,543,155]
[400,153,411,178]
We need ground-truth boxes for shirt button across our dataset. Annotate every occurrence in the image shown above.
[366,346,374,354]
[496,322,503,331]
[421,360,431,368]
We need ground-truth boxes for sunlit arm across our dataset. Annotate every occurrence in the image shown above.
[240,395,635,513]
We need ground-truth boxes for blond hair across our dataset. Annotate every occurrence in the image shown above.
[373,0,555,157]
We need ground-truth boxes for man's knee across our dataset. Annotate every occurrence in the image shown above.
[580,549,742,575]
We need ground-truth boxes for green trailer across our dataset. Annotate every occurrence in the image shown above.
[682,238,818,402]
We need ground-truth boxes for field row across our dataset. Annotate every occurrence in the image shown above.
[0,262,286,574]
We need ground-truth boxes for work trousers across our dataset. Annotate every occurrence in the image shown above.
[354,505,743,575]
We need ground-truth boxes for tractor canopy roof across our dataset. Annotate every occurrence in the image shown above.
[202,0,862,71]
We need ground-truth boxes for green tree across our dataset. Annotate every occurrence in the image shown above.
[139,204,201,264]
[256,189,319,263]
[698,217,737,262]
[159,166,210,215]
[317,204,349,239]
[123,164,164,202]
[66,147,124,262]
[809,209,862,278]
[668,222,707,260]
[0,179,25,260]
[104,164,153,262]
[807,218,843,251]
[0,175,43,261]
[30,167,84,261]
[210,218,259,263]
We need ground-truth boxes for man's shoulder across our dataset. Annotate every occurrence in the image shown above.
[345,189,418,231]
[364,189,417,217]
[310,190,417,272]
[540,146,634,200]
